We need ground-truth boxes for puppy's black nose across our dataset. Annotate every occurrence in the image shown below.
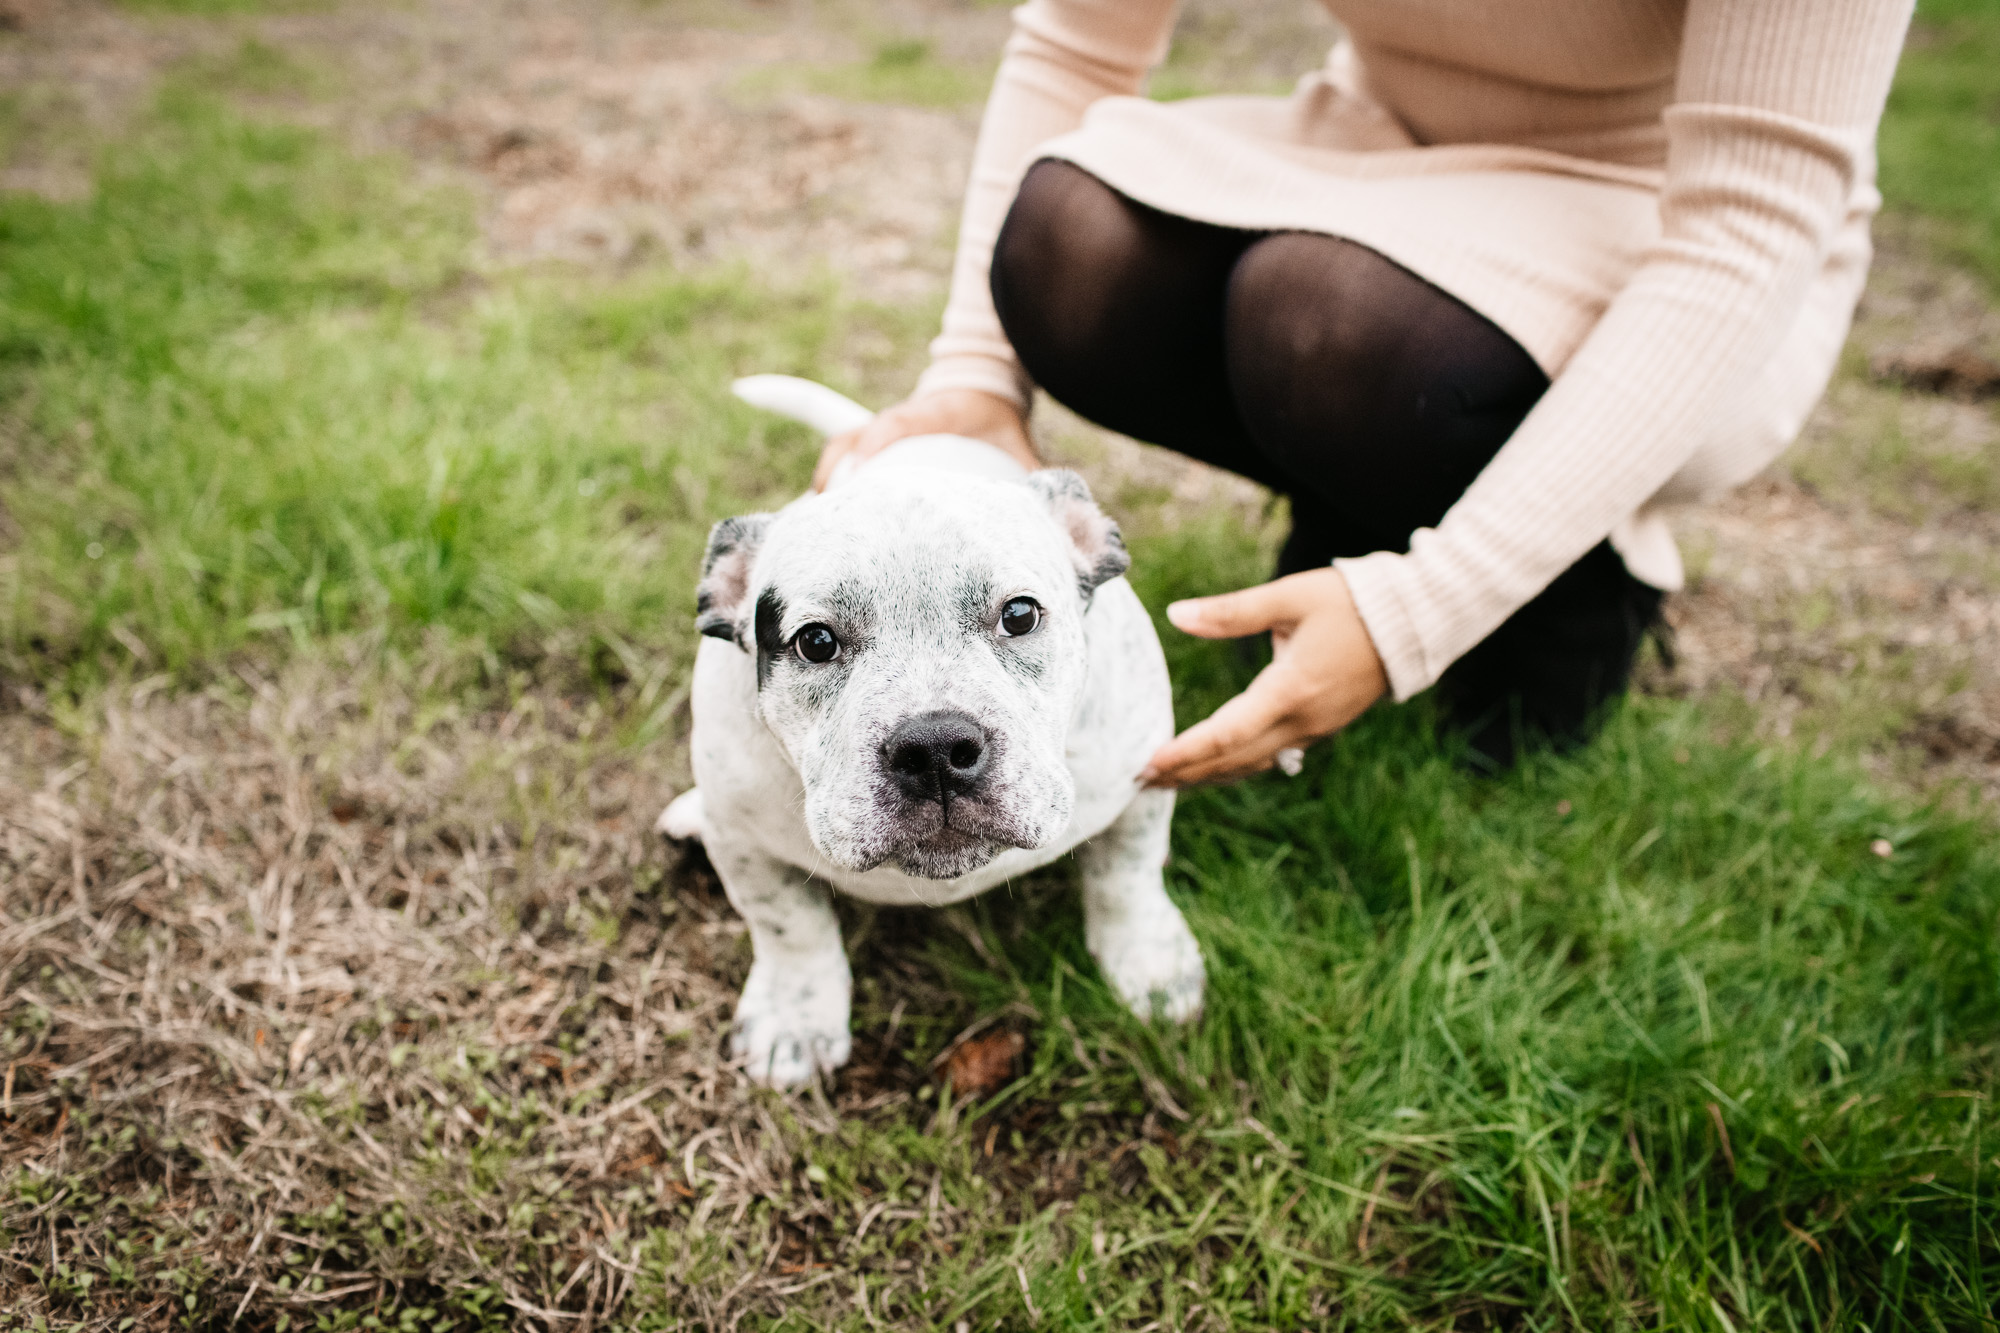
[884,710,989,803]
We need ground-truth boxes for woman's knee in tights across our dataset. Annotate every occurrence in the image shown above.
[989,159,1271,476]
[993,161,1152,371]
[1222,232,1548,547]
[992,161,1243,364]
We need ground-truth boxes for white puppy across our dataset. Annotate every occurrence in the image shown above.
[660,376,1205,1088]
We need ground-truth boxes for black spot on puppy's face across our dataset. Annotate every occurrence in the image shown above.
[753,587,787,689]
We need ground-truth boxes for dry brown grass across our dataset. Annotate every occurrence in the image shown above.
[3,651,722,1324]
[0,652,1187,1329]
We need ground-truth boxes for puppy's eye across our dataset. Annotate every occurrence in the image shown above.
[793,623,840,664]
[998,597,1042,638]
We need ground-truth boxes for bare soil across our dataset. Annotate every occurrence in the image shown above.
[1,649,1081,1324]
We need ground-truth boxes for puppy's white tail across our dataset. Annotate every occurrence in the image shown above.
[731,374,873,438]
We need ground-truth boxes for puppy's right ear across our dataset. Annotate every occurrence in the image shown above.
[695,514,773,648]
[1026,469,1130,603]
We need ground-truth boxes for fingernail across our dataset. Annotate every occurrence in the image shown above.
[1137,765,1159,785]
[1165,601,1200,630]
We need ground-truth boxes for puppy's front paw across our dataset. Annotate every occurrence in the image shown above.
[731,1011,852,1089]
[1091,907,1206,1024]
[730,958,852,1089]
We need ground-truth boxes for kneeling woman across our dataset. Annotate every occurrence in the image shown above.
[818,0,1912,781]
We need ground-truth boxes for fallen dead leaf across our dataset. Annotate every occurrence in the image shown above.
[941,1030,1025,1102]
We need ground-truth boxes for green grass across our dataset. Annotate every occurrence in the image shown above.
[738,39,992,109]
[5,26,2000,1333]
[1788,357,2000,522]
[656,527,2000,1328]
[112,0,308,14]
[1880,0,2000,289]
[0,71,920,691]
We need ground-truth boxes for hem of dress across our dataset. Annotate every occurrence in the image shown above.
[1036,97,1661,378]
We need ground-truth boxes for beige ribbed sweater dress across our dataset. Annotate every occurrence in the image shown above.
[911,0,1914,701]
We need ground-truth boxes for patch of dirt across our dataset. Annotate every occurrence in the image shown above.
[1848,214,2000,364]
[377,29,982,297]
[1653,225,2000,798]
[0,0,200,198]
[279,0,1006,300]
[1653,475,2000,744]
[1873,344,2000,400]
[5,0,1000,293]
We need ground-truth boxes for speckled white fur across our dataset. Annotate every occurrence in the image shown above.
[663,377,1205,1088]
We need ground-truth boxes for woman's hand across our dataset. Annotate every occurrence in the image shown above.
[814,388,1038,490]
[1141,567,1389,787]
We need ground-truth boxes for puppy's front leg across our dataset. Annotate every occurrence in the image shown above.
[711,845,852,1088]
[1079,788,1205,1022]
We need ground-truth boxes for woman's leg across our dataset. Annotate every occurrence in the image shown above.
[990,159,1284,488]
[1222,231,1549,566]
[1438,543,1664,768]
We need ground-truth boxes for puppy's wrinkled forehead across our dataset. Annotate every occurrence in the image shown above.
[758,481,1067,628]
[694,466,1129,658]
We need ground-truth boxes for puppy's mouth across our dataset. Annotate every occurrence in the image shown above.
[810,793,1040,879]
[892,798,1042,878]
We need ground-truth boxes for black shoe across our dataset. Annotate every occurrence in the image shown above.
[1436,541,1665,771]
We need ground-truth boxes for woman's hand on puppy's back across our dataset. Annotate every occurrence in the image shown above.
[814,388,1038,490]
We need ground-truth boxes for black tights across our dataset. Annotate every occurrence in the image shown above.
[991,160,1661,765]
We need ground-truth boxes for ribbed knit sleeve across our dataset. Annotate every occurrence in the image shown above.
[1337,0,1913,700]
[912,0,1178,409]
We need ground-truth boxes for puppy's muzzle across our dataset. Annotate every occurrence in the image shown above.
[883,710,990,809]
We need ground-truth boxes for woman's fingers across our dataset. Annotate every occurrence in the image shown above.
[850,409,923,461]
[1144,567,1390,788]
[1165,572,1316,640]
[814,411,921,490]
[812,430,861,491]
[1142,662,1314,786]
[812,389,1034,492]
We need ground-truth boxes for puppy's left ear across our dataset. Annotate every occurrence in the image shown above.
[1027,469,1130,602]
[695,513,774,648]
